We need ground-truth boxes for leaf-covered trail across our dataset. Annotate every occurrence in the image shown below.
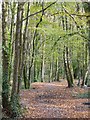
[20,80,90,118]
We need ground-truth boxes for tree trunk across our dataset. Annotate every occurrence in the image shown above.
[17,4,24,93]
[49,61,53,83]
[10,3,24,117]
[41,55,45,82]
[66,47,73,87]
[22,3,30,89]
[63,47,71,87]
[8,3,16,82]
[41,37,45,82]
[2,2,10,109]
[82,2,90,86]
[23,66,28,89]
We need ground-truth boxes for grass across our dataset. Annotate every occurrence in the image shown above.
[77,91,90,98]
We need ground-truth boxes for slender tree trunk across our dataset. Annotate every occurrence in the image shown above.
[62,5,73,87]
[84,43,88,85]
[66,47,73,87]
[49,61,52,83]
[8,3,16,82]
[56,48,61,81]
[34,60,37,82]
[23,66,28,89]
[63,47,70,87]
[2,2,10,109]
[41,54,45,82]
[10,3,24,117]
[82,2,90,86]
[77,54,81,86]
[23,3,30,89]
[81,42,86,86]
[11,3,22,96]
[55,58,58,81]
[41,37,45,82]
[28,5,44,87]
[17,4,24,93]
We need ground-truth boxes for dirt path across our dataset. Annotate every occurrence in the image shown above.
[20,81,90,118]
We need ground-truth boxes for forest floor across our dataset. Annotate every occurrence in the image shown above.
[0,90,2,119]
[20,80,90,119]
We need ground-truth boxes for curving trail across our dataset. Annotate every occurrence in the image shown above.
[20,80,90,118]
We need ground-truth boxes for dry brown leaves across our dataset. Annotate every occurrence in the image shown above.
[20,80,90,118]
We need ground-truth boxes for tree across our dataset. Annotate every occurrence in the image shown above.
[10,3,24,117]
[82,1,90,86]
[2,2,10,110]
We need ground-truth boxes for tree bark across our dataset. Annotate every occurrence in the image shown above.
[22,3,30,89]
[11,3,22,96]
[63,47,71,87]
[82,2,90,86]
[2,2,10,109]
[17,4,24,93]
[10,3,24,117]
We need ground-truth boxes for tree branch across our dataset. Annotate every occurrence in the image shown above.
[71,13,90,17]
[21,1,57,23]
[62,6,81,29]
[52,32,78,49]
[52,31,88,50]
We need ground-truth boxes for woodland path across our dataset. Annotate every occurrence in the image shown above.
[20,80,90,118]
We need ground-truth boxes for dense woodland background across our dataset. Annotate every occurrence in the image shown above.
[1,1,90,118]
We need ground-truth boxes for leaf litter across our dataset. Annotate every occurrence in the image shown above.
[20,80,90,118]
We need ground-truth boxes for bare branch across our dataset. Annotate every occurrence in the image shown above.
[63,6,81,29]
[21,1,57,23]
[71,14,90,17]
[52,32,88,49]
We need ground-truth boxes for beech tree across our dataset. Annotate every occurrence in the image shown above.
[82,1,90,86]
